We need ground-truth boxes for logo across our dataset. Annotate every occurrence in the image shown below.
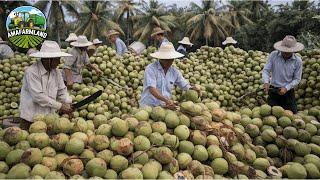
[6,6,47,49]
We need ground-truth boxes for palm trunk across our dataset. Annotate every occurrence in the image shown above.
[126,11,130,45]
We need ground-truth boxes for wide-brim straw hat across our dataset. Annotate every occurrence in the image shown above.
[274,35,304,53]
[29,40,72,58]
[0,37,7,44]
[222,37,237,45]
[150,42,184,59]
[71,35,93,47]
[178,37,193,46]
[65,33,78,42]
[151,27,166,38]
[92,38,102,45]
[106,30,120,38]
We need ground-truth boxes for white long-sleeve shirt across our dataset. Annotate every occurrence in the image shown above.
[19,61,72,122]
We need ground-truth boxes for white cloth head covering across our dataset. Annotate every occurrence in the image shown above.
[70,35,93,47]
[150,42,184,60]
[29,40,72,58]
[92,38,102,45]
[178,37,193,46]
[274,35,304,53]
[222,37,237,45]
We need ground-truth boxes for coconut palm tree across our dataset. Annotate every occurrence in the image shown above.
[76,1,123,41]
[245,0,267,21]
[116,0,141,45]
[34,0,80,44]
[132,0,177,42]
[227,1,252,34]
[184,1,233,46]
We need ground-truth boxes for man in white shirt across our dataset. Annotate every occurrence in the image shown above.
[107,30,128,56]
[19,41,73,129]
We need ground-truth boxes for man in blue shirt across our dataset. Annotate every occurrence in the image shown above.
[140,42,199,110]
[151,27,169,49]
[107,30,127,56]
[262,35,304,113]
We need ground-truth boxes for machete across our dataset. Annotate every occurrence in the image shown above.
[72,90,102,110]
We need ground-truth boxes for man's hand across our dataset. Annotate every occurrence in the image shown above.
[190,85,202,97]
[164,99,177,110]
[95,68,102,76]
[66,81,73,89]
[279,87,288,95]
[263,83,270,93]
[59,103,73,114]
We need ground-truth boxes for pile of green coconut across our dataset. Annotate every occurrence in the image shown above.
[0,90,320,179]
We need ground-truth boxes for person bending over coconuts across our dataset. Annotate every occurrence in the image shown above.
[63,36,102,89]
[19,41,73,130]
[140,42,200,110]
[262,35,304,114]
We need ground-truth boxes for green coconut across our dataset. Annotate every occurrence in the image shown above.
[28,132,50,149]
[174,125,190,140]
[260,104,272,117]
[135,121,152,137]
[133,135,151,151]
[158,171,174,179]
[121,167,143,179]
[207,145,223,160]
[283,127,298,139]
[6,149,24,166]
[192,145,208,162]
[245,148,256,163]
[286,163,307,179]
[305,123,318,136]
[165,110,180,128]
[272,106,284,118]
[6,163,31,179]
[15,140,31,150]
[110,155,128,173]
[41,157,57,171]
[93,114,108,128]
[80,149,95,164]
[278,116,291,128]
[53,117,72,133]
[41,147,56,157]
[0,161,9,173]
[304,154,320,170]
[85,158,107,177]
[104,169,118,179]
[21,148,43,167]
[3,127,24,145]
[245,124,260,138]
[132,151,149,165]
[164,158,179,174]
[263,116,278,127]
[179,140,195,155]
[163,133,179,149]
[230,143,245,160]
[150,106,166,121]
[126,117,139,131]
[261,129,277,142]
[151,122,167,134]
[177,153,192,169]
[304,163,320,179]
[95,124,112,137]
[265,144,279,157]
[90,135,110,151]
[134,110,149,121]
[142,161,160,179]
[45,171,65,179]
[50,133,69,151]
[65,138,85,155]
[311,136,320,145]
[211,158,228,175]
[253,158,270,171]
[295,142,311,156]
[30,164,50,178]
[70,132,88,145]
[154,147,173,164]
[29,121,47,133]
[179,114,191,127]
[149,132,164,146]
[190,130,207,146]
[54,153,68,168]
[63,158,84,176]
[111,118,129,137]
[298,129,311,142]
[73,118,88,133]
[96,149,113,164]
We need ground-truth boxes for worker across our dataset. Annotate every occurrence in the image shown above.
[0,37,14,60]
[106,30,127,56]
[19,40,73,130]
[222,37,237,47]
[65,33,78,43]
[177,37,193,55]
[140,42,199,110]
[151,27,169,48]
[63,35,102,89]
[262,35,304,114]
[87,38,103,57]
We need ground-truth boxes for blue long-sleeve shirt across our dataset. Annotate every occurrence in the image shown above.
[262,50,302,91]
[114,38,127,56]
[140,61,190,107]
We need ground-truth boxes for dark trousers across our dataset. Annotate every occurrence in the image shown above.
[267,86,298,114]
[20,118,32,130]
